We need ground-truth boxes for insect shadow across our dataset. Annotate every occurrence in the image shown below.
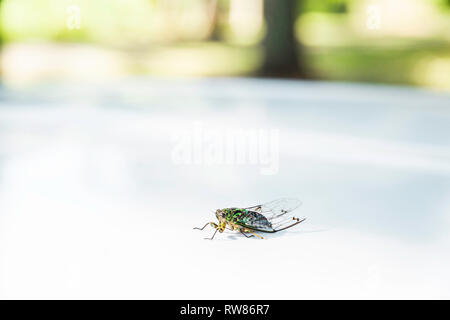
[207,225,329,241]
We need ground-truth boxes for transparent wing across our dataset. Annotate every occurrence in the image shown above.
[245,198,304,232]
[245,198,302,220]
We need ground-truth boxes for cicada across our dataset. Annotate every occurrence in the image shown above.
[194,198,305,240]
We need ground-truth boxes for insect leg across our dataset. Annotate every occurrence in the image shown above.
[240,230,254,238]
[248,230,264,239]
[273,217,306,232]
[194,222,217,231]
[205,228,219,240]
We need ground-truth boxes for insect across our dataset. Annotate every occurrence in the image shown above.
[194,198,305,240]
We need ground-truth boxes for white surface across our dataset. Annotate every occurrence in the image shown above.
[0,78,449,299]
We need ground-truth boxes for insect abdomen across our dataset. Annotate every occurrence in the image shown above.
[239,210,274,232]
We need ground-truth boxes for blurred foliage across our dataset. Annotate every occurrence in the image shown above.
[435,0,450,10]
[306,42,450,87]
[301,0,349,14]
[0,0,449,90]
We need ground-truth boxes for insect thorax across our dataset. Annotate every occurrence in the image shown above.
[221,208,246,223]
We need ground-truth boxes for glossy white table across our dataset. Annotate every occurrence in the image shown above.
[1,78,449,299]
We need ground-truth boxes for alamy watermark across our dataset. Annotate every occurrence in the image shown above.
[171,122,279,175]
[66,5,81,30]
[366,4,381,30]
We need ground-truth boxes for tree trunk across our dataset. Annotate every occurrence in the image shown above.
[206,0,222,41]
[260,0,306,78]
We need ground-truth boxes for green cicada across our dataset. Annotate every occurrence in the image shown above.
[194,198,305,240]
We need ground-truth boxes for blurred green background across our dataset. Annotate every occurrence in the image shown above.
[0,0,449,90]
